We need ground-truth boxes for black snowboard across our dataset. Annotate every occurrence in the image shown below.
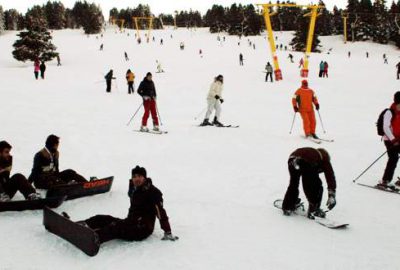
[43,207,100,256]
[0,196,66,212]
[46,176,113,200]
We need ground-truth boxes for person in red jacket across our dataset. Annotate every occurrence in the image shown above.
[380,92,400,189]
[292,80,320,139]
[323,61,329,78]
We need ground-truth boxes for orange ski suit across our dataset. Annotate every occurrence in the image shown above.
[292,87,319,136]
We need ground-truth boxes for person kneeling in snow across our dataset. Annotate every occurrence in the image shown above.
[79,166,178,243]
[0,141,41,202]
[200,75,224,127]
[282,147,337,219]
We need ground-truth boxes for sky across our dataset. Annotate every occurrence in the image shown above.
[0,0,351,16]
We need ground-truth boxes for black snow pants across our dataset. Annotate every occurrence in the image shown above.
[265,72,273,82]
[84,215,152,243]
[3,174,36,199]
[382,141,400,183]
[282,159,323,211]
[106,80,112,92]
[33,169,87,189]
[128,82,134,94]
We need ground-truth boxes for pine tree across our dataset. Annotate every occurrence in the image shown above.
[371,0,390,43]
[25,5,48,29]
[45,1,66,29]
[72,1,104,34]
[0,6,4,34]
[12,16,58,62]
[290,10,321,52]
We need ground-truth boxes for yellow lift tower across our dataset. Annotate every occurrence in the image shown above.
[109,16,125,31]
[132,16,154,42]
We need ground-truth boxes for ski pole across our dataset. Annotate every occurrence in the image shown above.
[155,101,163,126]
[352,151,388,183]
[126,103,143,126]
[317,110,326,134]
[289,113,297,134]
[195,106,207,120]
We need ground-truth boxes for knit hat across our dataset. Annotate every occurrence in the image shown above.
[301,80,308,88]
[131,166,147,178]
[0,141,11,152]
[146,72,152,77]
[45,135,60,150]
[394,91,400,104]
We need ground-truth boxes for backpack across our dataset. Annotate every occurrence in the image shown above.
[377,108,393,136]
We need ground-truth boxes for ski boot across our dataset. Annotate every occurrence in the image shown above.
[140,126,149,132]
[153,125,160,132]
[311,133,319,139]
[200,118,211,126]
[213,117,224,127]
[377,180,398,191]
[27,192,42,200]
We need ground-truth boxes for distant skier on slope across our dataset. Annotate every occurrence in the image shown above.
[282,147,337,219]
[288,54,294,63]
[0,141,41,202]
[396,62,400,79]
[77,166,178,243]
[239,53,244,66]
[34,59,40,80]
[378,92,400,190]
[126,69,135,94]
[156,60,164,73]
[319,61,324,77]
[298,58,304,68]
[105,69,116,93]
[28,135,88,189]
[40,61,46,79]
[200,75,224,127]
[138,72,159,132]
[323,61,329,78]
[124,52,129,61]
[292,80,320,139]
[265,62,273,82]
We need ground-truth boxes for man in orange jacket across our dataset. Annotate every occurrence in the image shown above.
[292,80,320,139]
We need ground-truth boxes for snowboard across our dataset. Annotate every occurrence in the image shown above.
[357,183,400,194]
[273,199,348,229]
[46,176,113,200]
[43,207,100,256]
[0,196,66,212]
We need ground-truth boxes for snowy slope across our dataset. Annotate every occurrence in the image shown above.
[0,26,399,270]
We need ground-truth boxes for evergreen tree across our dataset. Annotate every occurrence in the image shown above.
[204,5,227,33]
[45,1,66,29]
[72,1,104,34]
[0,6,4,34]
[25,5,48,29]
[4,9,22,30]
[371,0,390,43]
[12,16,58,62]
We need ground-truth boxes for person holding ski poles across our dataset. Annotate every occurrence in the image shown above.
[105,69,116,93]
[138,72,159,132]
[126,69,135,94]
[200,75,224,127]
[265,62,273,82]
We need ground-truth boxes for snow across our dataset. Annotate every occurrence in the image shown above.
[0,26,399,270]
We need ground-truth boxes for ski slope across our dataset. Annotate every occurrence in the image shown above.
[0,26,399,270]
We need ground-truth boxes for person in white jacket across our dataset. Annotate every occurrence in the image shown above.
[200,75,224,127]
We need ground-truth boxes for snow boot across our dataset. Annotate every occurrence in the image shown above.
[27,192,42,200]
[213,117,224,127]
[307,204,326,219]
[140,126,149,132]
[283,209,292,216]
[311,134,319,139]
[200,119,211,126]
[153,126,160,132]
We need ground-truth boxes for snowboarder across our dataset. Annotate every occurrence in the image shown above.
[34,59,40,80]
[397,62,400,79]
[156,60,164,73]
[282,147,337,219]
[0,141,41,202]
[78,166,178,244]
[28,135,88,189]
[318,61,324,77]
[292,80,320,139]
[100,44,103,51]
[138,72,159,132]
[200,75,224,127]
[105,69,116,93]
[40,61,46,79]
[323,61,329,78]
[239,53,244,66]
[57,55,61,66]
[265,62,273,82]
[288,54,294,63]
[124,52,129,61]
[126,69,135,94]
[378,92,400,189]
[298,58,304,68]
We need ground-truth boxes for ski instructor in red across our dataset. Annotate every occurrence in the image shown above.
[138,72,159,132]
[292,80,320,139]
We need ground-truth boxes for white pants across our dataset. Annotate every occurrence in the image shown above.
[205,98,221,120]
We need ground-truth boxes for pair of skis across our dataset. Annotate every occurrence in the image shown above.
[134,129,168,135]
[357,182,400,195]
[305,136,334,144]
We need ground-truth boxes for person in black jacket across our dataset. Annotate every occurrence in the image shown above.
[80,166,178,244]
[138,72,159,131]
[29,135,88,189]
[282,148,337,219]
[40,61,46,79]
[0,141,41,202]
[105,69,116,93]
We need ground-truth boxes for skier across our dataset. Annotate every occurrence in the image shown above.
[160,39,163,45]
[104,69,116,93]
[199,49,203,58]
[34,59,40,80]
[138,72,159,132]
[265,62,273,82]
[348,51,351,58]
[77,166,178,244]
[200,75,224,127]
[0,141,41,202]
[292,80,320,139]
[378,92,400,189]
[284,45,287,51]
[124,52,129,61]
[126,69,135,94]
[28,135,88,189]
[40,61,46,79]
[323,61,329,78]
[282,147,337,219]
[57,55,61,66]
[180,42,185,50]
[239,53,244,66]
[366,52,369,58]
[397,62,400,79]
[156,60,164,73]
[298,58,304,68]
[100,44,103,51]
[288,54,294,63]
[318,61,324,77]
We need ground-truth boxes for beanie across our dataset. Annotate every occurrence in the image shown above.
[131,166,147,178]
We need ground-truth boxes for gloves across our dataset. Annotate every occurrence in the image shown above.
[161,232,179,241]
[390,138,400,147]
[326,190,336,210]
[0,192,11,202]
[293,106,299,113]
[220,99,224,104]
[215,95,220,100]
[315,104,320,110]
